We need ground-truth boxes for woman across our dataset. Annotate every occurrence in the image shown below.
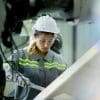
[10,15,67,100]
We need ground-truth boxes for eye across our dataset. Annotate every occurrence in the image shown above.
[48,40,52,43]
[40,40,45,43]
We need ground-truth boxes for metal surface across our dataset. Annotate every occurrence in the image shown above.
[34,40,100,100]
[29,82,45,91]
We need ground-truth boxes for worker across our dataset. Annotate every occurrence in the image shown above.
[8,15,67,100]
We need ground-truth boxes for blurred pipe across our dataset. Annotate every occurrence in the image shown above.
[72,24,77,63]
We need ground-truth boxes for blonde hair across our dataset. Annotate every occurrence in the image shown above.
[26,33,36,55]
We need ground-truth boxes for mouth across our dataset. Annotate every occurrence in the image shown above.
[41,48,48,52]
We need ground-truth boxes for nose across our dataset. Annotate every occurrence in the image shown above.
[44,42,49,48]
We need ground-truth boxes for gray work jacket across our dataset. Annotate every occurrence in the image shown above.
[10,49,67,100]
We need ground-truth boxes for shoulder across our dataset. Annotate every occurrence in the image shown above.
[48,49,67,64]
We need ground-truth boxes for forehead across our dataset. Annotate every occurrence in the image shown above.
[37,32,54,39]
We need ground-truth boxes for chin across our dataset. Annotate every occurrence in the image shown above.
[41,49,48,53]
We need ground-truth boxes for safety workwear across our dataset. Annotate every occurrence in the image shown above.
[33,15,60,34]
[9,48,67,100]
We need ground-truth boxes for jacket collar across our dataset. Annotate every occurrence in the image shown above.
[31,49,54,62]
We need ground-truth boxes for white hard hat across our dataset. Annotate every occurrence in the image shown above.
[32,15,60,34]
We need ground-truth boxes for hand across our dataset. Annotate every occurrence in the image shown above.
[16,75,30,87]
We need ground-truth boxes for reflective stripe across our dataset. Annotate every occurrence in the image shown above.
[19,58,66,70]
[19,58,38,64]
[45,62,66,70]
[19,58,39,68]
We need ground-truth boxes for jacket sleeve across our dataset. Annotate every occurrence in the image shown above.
[7,49,25,71]
[52,52,67,76]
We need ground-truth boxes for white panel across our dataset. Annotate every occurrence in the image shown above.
[34,40,100,100]
[57,20,73,66]
[76,22,100,59]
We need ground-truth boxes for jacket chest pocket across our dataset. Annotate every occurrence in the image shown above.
[22,67,40,84]
[44,68,60,86]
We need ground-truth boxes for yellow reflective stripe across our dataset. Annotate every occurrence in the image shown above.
[45,66,65,70]
[19,58,39,68]
[45,62,66,70]
[19,62,38,68]
[19,58,66,70]
[19,58,38,64]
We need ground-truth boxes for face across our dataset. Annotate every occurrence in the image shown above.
[35,33,54,53]
[0,0,6,36]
